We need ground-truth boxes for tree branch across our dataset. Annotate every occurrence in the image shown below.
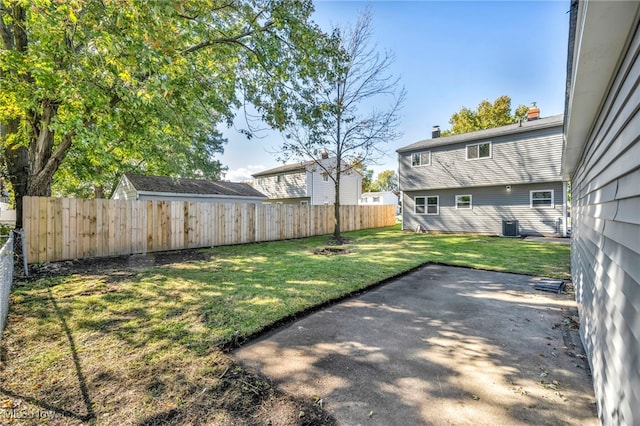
[182,20,273,55]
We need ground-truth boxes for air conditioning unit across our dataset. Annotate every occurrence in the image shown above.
[502,219,519,237]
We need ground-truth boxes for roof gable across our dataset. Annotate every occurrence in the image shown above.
[123,174,266,198]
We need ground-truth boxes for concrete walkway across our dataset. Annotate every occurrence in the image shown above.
[233,265,597,425]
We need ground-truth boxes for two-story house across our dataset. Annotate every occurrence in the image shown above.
[252,157,362,205]
[397,113,567,236]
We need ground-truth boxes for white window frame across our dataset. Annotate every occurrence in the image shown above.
[277,174,283,183]
[530,190,554,208]
[426,196,439,215]
[322,173,329,182]
[415,196,439,215]
[300,200,309,206]
[415,197,426,214]
[411,151,431,167]
[455,194,472,209]
[466,142,492,160]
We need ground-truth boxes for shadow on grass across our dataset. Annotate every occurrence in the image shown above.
[0,288,95,422]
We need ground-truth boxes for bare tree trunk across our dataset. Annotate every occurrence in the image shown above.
[2,113,73,227]
[2,120,28,228]
[333,174,341,242]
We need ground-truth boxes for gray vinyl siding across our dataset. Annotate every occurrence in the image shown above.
[569,22,640,425]
[399,125,563,191]
[403,182,564,236]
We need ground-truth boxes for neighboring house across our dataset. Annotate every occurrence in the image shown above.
[397,113,567,236]
[0,202,16,226]
[563,1,640,424]
[112,173,267,204]
[360,191,398,206]
[252,157,362,205]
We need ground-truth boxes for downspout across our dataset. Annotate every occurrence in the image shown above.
[398,155,404,230]
[562,181,568,237]
[310,169,313,205]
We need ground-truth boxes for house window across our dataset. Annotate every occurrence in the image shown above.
[322,173,329,182]
[372,196,381,203]
[530,190,554,208]
[466,142,491,160]
[426,196,439,214]
[415,196,439,215]
[300,200,308,206]
[411,151,431,167]
[455,194,472,209]
[277,174,283,183]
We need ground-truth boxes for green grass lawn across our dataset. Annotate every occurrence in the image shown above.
[0,226,570,424]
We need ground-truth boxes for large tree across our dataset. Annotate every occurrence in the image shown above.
[373,169,398,192]
[275,9,405,242]
[442,95,528,136]
[1,0,327,226]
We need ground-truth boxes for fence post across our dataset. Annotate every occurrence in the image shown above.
[0,233,15,338]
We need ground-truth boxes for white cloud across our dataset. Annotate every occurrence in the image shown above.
[224,165,267,182]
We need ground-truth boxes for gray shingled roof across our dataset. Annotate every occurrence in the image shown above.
[397,114,564,153]
[124,173,266,198]
[251,160,314,177]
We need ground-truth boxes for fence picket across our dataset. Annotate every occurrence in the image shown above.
[22,197,395,263]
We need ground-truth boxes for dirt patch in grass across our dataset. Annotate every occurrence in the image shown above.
[312,247,350,255]
[17,249,212,282]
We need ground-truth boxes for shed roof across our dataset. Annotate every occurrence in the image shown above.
[397,114,564,153]
[124,173,266,198]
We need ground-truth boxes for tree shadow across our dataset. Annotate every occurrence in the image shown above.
[233,265,597,425]
[0,288,95,422]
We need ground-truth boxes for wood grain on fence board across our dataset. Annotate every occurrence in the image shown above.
[22,197,395,263]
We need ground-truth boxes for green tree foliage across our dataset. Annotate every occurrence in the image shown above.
[275,9,405,241]
[442,95,528,136]
[360,167,375,193]
[372,170,398,192]
[0,0,327,225]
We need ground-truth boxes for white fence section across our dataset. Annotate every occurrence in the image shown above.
[0,233,14,338]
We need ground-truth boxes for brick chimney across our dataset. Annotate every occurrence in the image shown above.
[527,102,540,121]
[432,125,441,138]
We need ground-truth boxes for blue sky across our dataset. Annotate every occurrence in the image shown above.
[221,1,570,181]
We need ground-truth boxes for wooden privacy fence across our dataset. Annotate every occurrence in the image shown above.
[23,196,396,264]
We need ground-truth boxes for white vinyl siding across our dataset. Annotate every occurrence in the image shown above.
[466,142,491,160]
[530,190,554,208]
[455,194,472,209]
[412,151,431,167]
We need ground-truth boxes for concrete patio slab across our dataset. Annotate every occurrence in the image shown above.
[233,265,597,425]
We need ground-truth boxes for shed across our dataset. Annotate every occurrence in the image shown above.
[112,173,267,204]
